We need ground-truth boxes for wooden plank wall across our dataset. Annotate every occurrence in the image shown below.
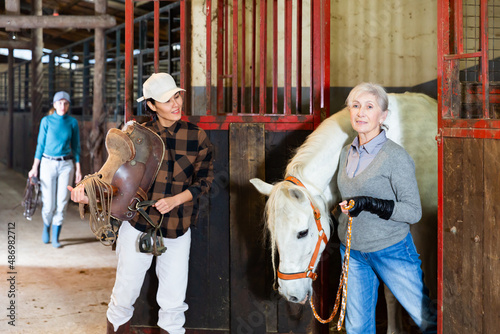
[130,127,317,333]
[442,137,500,333]
[229,123,270,333]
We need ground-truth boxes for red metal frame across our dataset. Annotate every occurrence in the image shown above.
[438,0,500,332]
[124,1,330,129]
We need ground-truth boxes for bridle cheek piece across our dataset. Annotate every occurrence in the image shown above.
[276,176,329,282]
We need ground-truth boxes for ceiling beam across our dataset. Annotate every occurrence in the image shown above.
[0,15,116,29]
[0,40,31,49]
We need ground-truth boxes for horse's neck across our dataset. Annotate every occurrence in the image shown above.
[287,108,355,201]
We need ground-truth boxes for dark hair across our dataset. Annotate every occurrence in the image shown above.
[144,98,156,116]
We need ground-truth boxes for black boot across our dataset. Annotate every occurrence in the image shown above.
[107,319,130,333]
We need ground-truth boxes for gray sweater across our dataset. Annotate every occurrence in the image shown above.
[337,139,422,252]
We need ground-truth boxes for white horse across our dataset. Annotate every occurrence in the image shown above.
[250,92,437,333]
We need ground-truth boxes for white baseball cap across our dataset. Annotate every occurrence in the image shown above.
[136,73,185,103]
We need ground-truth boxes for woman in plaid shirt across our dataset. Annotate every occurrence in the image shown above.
[70,73,214,333]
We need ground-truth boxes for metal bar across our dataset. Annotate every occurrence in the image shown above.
[83,41,90,116]
[115,29,121,119]
[311,0,321,126]
[7,49,13,168]
[480,0,489,118]
[259,0,267,115]
[206,0,212,115]
[168,7,172,73]
[124,0,134,122]
[0,15,116,29]
[181,0,187,94]
[296,0,302,113]
[272,0,278,114]
[240,0,246,114]
[217,0,224,115]
[284,0,292,115]
[232,0,238,115]
[444,51,482,59]
[181,114,315,131]
[436,1,449,333]
[154,0,160,73]
[251,0,257,114]
[323,0,330,117]
[225,0,229,75]
[455,0,463,54]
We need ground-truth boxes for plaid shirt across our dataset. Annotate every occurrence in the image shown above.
[129,118,214,238]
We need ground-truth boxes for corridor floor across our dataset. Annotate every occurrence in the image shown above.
[0,164,117,333]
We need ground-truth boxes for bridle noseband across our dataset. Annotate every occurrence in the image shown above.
[276,176,329,281]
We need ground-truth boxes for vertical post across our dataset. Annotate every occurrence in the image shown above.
[180,0,189,113]
[251,0,256,114]
[296,0,302,113]
[83,41,90,116]
[240,0,246,114]
[154,0,160,73]
[322,0,330,116]
[232,0,238,115]
[311,0,322,127]
[259,0,267,114]
[217,0,224,115]
[272,0,278,114]
[8,48,14,169]
[206,0,212,115]
[124,0,134,122]
[91,0,107,171]
[436,1,450,333]
[284,0,292,115]
[115,29,121,119]
[480,0,489,118]
[31,0,44,159]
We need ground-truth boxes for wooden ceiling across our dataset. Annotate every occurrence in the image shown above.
[0,0,163,62]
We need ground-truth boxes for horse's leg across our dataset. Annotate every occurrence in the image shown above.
[385,284,403,334]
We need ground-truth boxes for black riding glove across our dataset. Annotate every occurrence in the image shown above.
[347,196,395,220]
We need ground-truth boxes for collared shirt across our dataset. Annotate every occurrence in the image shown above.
[129,118,214,238]
[346,130,388,178]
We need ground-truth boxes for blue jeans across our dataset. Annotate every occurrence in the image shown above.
[340,232,437,334]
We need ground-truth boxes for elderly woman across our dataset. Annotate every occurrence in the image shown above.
[28,91,81,248]
[337,83,437,333]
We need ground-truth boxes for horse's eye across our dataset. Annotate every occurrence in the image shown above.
[297,229,309,239]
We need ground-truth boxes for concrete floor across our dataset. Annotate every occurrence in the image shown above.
[0,164,118,334]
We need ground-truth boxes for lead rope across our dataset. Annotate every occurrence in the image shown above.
[310,199,355,331]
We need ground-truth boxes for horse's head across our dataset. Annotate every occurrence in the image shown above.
[250,177,331,304]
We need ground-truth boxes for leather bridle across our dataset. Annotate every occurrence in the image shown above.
[276,176,329,281]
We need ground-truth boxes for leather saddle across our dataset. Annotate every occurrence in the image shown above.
[79,121,164,245]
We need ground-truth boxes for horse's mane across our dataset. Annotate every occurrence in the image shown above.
[285,108,353,184]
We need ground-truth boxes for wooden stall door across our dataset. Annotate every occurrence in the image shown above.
[441,137,500,333]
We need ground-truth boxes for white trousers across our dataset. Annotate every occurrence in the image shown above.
[107,221,191,333]
[40,157,74,227]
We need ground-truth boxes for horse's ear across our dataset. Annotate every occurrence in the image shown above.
[288,188,308,204]
[250,178,273,196]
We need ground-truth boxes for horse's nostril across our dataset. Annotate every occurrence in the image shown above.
[289,296,299,303]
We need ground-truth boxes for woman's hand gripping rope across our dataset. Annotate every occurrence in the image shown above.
[310,199,355,330]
